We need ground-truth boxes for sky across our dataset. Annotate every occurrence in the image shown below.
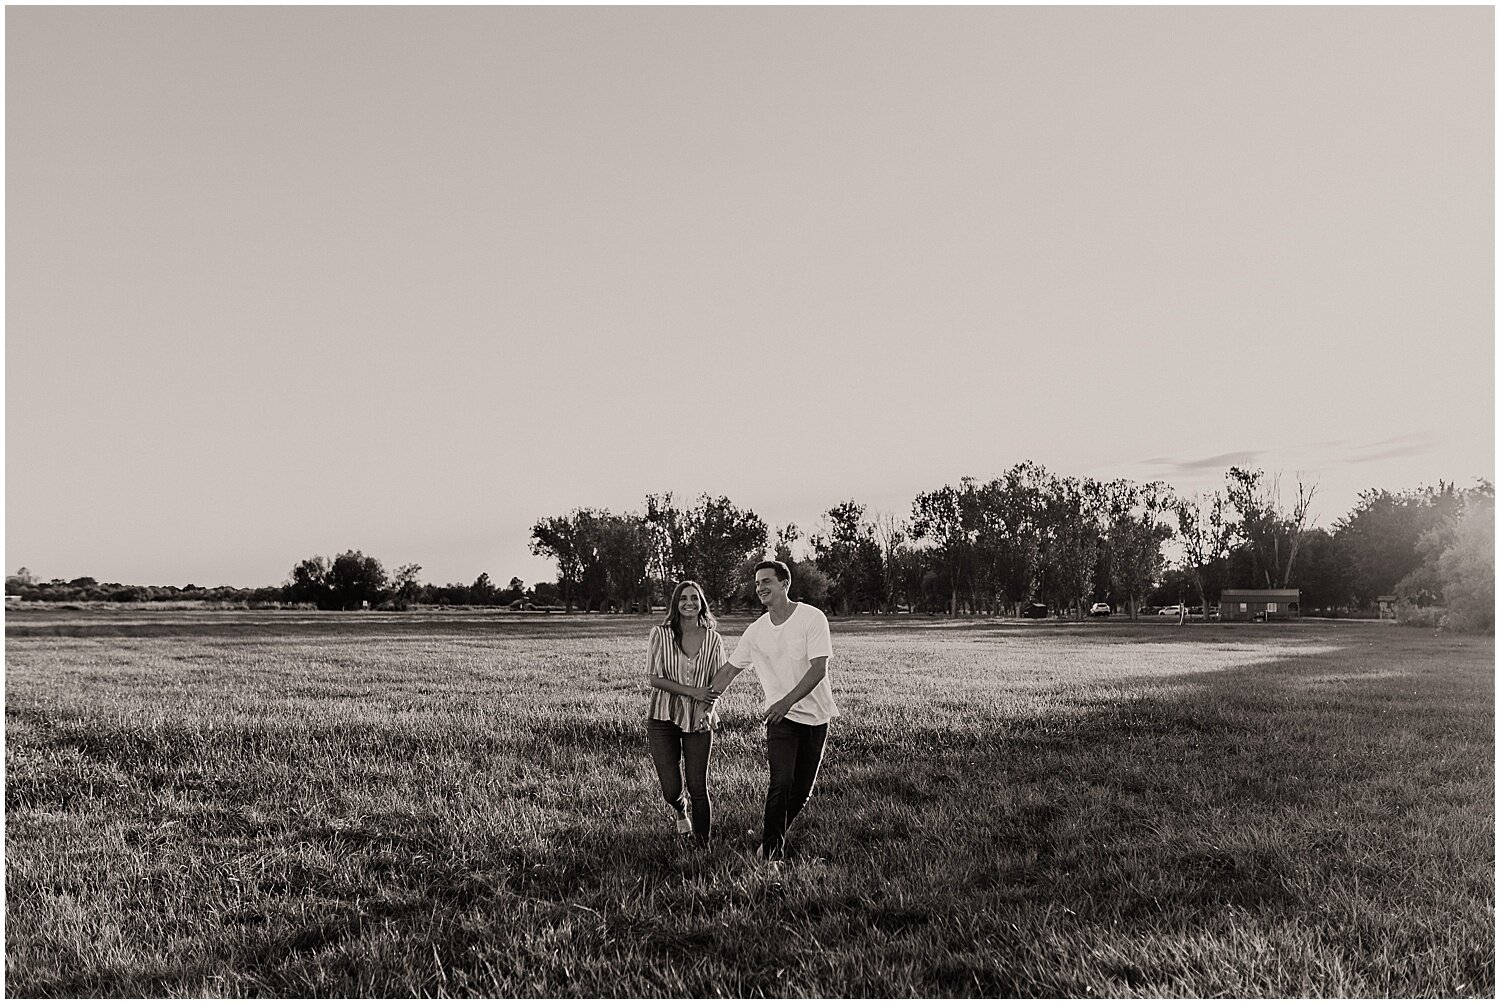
[6,6,1494,589]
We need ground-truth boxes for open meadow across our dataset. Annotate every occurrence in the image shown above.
[4,608,1493,997]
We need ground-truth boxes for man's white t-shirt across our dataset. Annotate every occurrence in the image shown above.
[727,602,838,726]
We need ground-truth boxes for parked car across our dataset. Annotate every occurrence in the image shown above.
[1158,604,1183,616]
[1020,602,1048,618]
[1089,602,1111,617]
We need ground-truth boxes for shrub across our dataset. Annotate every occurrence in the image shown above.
[1396,602,1444,629]
[1437,498,1494,634]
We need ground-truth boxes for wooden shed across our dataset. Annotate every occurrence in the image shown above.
[1376,594,1397,621]
[1219,588,1301,621]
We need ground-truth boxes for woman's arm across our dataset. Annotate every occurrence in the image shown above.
[647,628,717,703]
[649,676,716,701]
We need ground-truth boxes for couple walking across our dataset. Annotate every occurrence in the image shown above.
[645,560,837,862]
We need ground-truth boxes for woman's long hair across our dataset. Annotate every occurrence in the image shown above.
[663,580,717,650]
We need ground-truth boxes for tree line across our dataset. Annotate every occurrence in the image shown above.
[521,464,1492,630]
[7,462,1490,631]
[3,556,565,612]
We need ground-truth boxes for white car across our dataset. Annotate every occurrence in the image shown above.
[1089,602,1111,617]
[1159,604,1183,616]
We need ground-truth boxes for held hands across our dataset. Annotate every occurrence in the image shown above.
[693,685,721,706]
[762,697,793,724]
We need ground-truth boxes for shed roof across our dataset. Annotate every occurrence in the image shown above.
[1220,589,1301,600]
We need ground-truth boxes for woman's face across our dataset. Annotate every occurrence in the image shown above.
[677,587,702,619]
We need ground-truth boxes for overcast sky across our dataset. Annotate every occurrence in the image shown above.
[6,6,1493,588]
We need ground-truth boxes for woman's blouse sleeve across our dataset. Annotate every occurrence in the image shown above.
[647,626,668,678]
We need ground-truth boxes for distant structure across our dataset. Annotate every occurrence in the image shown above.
[1376,594,1398,621]
[1219,588,1301,621]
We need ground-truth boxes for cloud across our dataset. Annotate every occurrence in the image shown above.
[1123,429,1440,486]
[1139,450,1262,474]
[1360,432,1435,449]
[1345,441,1437,464]
[1339,431,1438,465]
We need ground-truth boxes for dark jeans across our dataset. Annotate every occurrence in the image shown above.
[646,718,713,842]
[762,718,829,860]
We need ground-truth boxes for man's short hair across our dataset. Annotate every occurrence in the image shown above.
[754,559,791,583]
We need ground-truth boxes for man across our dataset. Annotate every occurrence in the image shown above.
[712,559,838,863]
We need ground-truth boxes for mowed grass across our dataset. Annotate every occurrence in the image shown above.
[5,609,1493,997]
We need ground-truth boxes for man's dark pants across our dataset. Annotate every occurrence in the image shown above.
[762,718,828,860]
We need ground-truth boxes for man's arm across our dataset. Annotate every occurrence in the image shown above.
[708,661,745,695]
[763,656,827,724]
[710,628,754,695]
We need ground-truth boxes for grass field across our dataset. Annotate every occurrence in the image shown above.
[5,608,1494,997]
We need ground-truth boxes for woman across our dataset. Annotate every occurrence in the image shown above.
[646,580,725,844]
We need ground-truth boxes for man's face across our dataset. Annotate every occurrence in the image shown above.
[754,570,786,606]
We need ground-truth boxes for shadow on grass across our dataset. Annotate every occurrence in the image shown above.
[812,633,1494,992]
[454,632,1493,995]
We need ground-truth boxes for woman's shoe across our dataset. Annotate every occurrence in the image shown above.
[675,812,692,835]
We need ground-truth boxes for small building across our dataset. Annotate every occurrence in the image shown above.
[1219,588,1300,621]
[1376,594,1398,621]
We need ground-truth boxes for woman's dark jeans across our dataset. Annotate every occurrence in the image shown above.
[762,719,828,860]
[646,718,713,842]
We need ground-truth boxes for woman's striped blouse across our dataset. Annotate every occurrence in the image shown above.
[647,624,725,732]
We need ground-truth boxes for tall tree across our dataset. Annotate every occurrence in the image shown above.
[1037,474,1105,619]
[1429,490,1494,632]
[327,550,388,610]
[1224,467,1317,588]
[653,494,768,610]
[391,563,423,610]
[1395,480,1495,614]
[644,491,689,584]
[1102,479,1175,619]
[773,523,801,562]
[811,500,884,614]
[1291,528,1351,611]
[471,572,497,605]
[570,509,612,611]
[286,555,332,608]
[910,480,978,616]
[596,512,654,612]
[1334,485,1451,606]
[1176,490,1233,615]
[980,463,1050,614]
[529,513,587,612]
[531,508,653,612]
[765,523,830,608]
[871,511,908,614]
